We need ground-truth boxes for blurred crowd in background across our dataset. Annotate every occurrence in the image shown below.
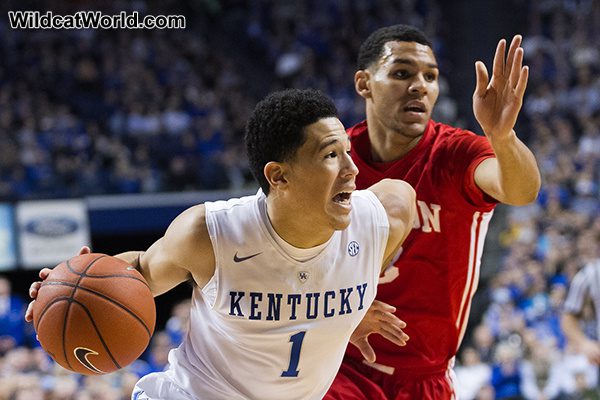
[1,0,600,399]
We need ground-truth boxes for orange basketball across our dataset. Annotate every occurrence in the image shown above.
[32,253,156,375]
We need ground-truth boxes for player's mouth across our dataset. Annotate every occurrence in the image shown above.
[403,100,427,118]
[332,191,353,210]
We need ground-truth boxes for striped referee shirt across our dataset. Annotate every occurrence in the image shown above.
[564,260,600,338]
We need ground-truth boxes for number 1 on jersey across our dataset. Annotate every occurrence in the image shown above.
[281,331,306,377]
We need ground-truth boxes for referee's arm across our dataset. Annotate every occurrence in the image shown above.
[561,269,600,364]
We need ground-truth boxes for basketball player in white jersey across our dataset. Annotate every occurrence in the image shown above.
[26,89,416,399]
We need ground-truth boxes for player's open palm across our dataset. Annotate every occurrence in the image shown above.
[24,246,91,322]
[473,35,529,140]
[350,300,409,363]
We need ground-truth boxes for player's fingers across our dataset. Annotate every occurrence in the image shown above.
[379,327,409,347]
[492,39,506,78]
[474,61,489,97]
[370,300,396,313]
[376,311,406,329]
[383,322,410,341]
[39,268,52,279]
[515,66,529,99]
[79,246,91,255]
[505,35,522,76]
[372,308,405,326]
[354,338,376,363]
[29,281,42,298]
[25,301,35,322]
[509,48,524,89]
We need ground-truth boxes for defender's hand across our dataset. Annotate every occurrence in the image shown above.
[473,35,529,141]
[350,300,409,363]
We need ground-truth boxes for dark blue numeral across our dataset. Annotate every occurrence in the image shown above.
[281,331,306,377]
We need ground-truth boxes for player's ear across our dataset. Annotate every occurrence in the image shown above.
[355,70,372,99]
[264,162,288,192]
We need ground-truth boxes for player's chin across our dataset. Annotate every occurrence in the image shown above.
[397,121,427,137]
[328,210,352,231]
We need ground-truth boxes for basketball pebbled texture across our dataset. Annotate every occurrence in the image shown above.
[32,253,156,375]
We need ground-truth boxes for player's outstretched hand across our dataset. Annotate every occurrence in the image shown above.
[350,300,409,363]
[473,35,529,141]
[24,246,91,322]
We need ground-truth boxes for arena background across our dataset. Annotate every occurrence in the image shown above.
[1,0,599,399]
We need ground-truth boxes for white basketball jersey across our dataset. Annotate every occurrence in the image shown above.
[166,190,389,399]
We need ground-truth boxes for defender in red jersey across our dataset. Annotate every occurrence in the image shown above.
[326,25,541,400]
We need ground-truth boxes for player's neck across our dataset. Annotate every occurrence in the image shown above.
[265,197,334,249]
[366,116,424,162]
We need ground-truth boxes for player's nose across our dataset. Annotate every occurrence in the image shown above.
[408,74,427,95]
[342,152,359,179]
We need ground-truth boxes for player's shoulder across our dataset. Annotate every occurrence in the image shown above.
[204,192,259,214]
[347,120,368,139]
[168,204,209,241]
[577,260,600,279]
[431,120,478,140]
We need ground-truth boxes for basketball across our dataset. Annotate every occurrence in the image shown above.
[32,253,156,375]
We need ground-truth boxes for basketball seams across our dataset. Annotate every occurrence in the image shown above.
[66,256,150,290]
[41,281,153,337]
[34,296,70,332]
[61,255,106,372]
[33,254,156,375]
[62,300,74,370]
[76,273,150,289]
[70,300,122,371]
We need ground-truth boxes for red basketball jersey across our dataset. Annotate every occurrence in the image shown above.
[346,119,497,373]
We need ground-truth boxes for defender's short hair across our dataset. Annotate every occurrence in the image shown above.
[358,24,433,70]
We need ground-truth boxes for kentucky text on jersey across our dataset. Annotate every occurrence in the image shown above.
[228,283,368,321]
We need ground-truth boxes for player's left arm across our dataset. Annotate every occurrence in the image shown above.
[472,35,541,206]
[349,179,415,363]
[368,178,417,273]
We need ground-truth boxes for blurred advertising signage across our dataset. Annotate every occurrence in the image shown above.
[16,200,90,269]
[0,204,17,271]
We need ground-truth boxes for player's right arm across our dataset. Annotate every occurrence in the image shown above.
[25,204,216,321]
[121,204,216,297]
[368,178,417,272]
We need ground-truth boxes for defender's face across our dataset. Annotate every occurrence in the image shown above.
[285,117,358,231]
[365,41,439,138]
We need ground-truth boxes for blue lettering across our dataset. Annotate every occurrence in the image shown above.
[356,283,368,310]
[266,293,282,321]
[229,291,245,317]
[249,292,263,320]
[305,293,320,319]
[324,291,336,317]
[339,288,353,315]
[288,294,302,320]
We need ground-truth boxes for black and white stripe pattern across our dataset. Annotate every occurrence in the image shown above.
[564,260,600,337]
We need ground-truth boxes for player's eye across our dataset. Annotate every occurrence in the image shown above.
[394,70,409,79]
[325,151,338,159]
[425,72,437,82]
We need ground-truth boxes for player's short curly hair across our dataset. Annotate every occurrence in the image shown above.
[245,89,338,195]
[357,24,433,70]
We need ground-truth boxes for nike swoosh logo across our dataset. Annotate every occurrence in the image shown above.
[233,251,262,263]
[74,347,105,374]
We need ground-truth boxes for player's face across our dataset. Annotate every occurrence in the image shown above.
[364,41,439,138]
[286,117,358,231]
